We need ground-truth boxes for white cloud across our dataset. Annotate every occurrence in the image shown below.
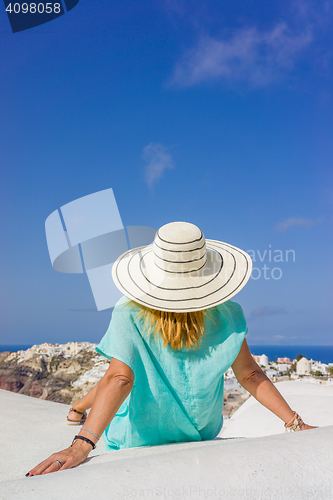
[142,143,175,187]
[168,23,312,88]
[250,306,287,319]
[275,217,323,231]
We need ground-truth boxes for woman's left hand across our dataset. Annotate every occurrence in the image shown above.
[26,442,90,476]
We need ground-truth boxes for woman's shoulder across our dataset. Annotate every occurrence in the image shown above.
[112,296,143,322]
[210,299,244,315]
[114,295,133,308]
[209,300,247,329]
[113,296,138,309]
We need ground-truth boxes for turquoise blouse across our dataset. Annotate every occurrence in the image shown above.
[95,296,248,451]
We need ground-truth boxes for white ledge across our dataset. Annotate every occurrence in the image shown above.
[1,381,333,499]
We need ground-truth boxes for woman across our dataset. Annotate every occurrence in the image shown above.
[27,221,315,476]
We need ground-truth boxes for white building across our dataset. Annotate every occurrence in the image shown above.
[311,361,329,375]
[265,368,278,379]
[297,357,311,375]
[259,354,269,369]
[276,363,291,373]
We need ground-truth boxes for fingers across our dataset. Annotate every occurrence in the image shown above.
[27,454,60,476]
[26,447,89,476]
[58,456,77,471]
[27,451,69,476]
[300,423,318,431]
[41,461,63,475]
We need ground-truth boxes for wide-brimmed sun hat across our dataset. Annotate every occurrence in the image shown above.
[112,221,252,312]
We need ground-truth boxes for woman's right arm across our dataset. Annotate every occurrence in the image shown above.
[27,358,134,476]
[231,340,316,430]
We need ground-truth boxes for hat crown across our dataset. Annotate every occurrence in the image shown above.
[154,222,207,274]
[158,221,202,244]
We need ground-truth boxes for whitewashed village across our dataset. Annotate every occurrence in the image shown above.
[223,352,333,419]
[1,342,333,419]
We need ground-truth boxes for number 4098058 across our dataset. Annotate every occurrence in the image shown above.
[6,3,61,14]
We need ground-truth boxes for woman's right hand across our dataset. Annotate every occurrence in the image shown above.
[300,423,318,431]
[26,441,91,476]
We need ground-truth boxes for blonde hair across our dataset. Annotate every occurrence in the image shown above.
[128,300,212,350]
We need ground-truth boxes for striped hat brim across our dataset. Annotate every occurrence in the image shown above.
[112,239,252,312]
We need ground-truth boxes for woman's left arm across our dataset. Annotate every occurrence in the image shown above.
[231,339,317,431]
[27,358,134,476]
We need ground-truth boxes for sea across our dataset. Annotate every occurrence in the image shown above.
[248,345,333,364]
[1,343,333,364]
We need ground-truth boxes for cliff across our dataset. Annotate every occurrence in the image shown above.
[0,343,109,404]
[0,344,249,414]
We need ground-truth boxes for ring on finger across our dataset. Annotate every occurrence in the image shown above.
[55,460,62,469]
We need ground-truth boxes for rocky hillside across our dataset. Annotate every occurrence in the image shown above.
[0,343,109,404]
[0,343,250,417]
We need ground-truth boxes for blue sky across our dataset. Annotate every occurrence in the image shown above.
[0,0,332,346]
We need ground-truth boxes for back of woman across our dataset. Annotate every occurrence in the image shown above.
[97,296,248,449]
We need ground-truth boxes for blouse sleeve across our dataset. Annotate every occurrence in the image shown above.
[215,300,249,372]
[95,298,139,373]
[226,300,248,338]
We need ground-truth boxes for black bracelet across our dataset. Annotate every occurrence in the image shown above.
[71,435,96,450]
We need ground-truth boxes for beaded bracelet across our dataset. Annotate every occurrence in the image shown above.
[82,427,100,441]
[284,411,304,432]
[71,435,96,449]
